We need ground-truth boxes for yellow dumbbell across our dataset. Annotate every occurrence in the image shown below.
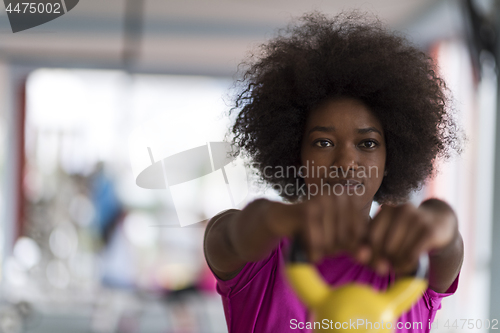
[286,238,428,332]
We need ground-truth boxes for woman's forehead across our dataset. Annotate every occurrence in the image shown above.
[306,97,383,130]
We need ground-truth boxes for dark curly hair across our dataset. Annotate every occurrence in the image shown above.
[228,11,463,204]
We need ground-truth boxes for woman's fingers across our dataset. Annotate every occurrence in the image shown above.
[349,199,367,253]
[398,215,434,273]
[367,203,437,275]
[368,204,395,273]
[318,194,336,255]
[334,194,349,251]
[303,200,324,263]
[387,217,420,270]
[382,204,417,262]
[339,194,363,254]
[297,192,371,263]
[355,245,372,264]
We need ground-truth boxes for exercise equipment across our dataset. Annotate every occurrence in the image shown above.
[286,239,429,332]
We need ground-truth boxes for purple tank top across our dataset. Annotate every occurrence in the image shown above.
[207,236,459,333]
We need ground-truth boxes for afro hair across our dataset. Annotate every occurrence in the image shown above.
[228,11,463,204]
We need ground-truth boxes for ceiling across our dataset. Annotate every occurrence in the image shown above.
[0,0,461,76]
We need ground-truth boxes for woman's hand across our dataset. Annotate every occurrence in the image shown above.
[358,200,459,276]
[270,193,369,263]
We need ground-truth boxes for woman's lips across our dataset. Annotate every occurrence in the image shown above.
[329,179,362,186]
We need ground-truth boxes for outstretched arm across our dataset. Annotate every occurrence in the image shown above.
[203,199,296,281]
[419,199,463,293]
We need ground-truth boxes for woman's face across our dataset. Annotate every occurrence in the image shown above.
[300,97,386,214]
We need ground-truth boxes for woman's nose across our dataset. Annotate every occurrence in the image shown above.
[334,145,359,173]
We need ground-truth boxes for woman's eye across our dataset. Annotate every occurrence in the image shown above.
[360,140,378,148]
[315,140,332,148]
